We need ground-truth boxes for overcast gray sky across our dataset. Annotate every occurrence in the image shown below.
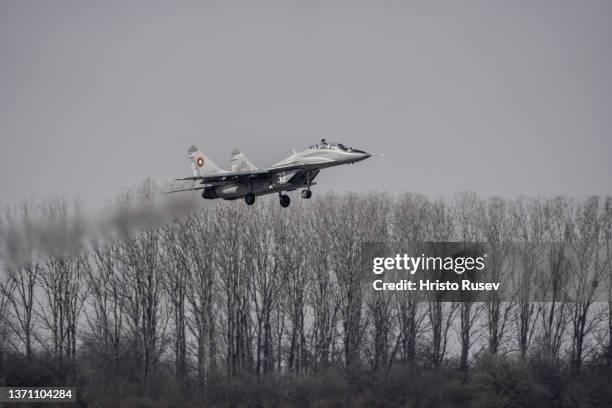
[1,0,611,209]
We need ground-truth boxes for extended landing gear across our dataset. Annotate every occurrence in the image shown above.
[245,193,255,206]
[279,194,291,208]
[302,171,313,200]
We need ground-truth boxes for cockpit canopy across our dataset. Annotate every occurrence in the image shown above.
[309,139,355,152]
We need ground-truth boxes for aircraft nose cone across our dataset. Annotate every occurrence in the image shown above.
[352,151,371,162]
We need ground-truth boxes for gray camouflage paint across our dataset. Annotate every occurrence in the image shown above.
[177,140,370,205]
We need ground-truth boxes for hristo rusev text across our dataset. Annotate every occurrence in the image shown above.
[372,279,500,292]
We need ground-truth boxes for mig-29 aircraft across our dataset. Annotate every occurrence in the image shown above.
[167,139,372,207]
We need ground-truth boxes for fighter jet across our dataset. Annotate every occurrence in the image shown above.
[167,139,372,207]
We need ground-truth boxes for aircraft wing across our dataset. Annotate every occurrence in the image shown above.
[174,163,323,186]
[175,169,270,184]
[163,185,206,194]
[266,162,326,173]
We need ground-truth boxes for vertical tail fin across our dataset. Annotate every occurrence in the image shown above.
[230,148,258,172]
[188,145,222,176]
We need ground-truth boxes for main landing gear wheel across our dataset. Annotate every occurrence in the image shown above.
[279,194,291,208]
[245,193,255,206]
[301,189,312,199]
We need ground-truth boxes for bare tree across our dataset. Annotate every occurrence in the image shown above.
[391,193,430,366]
[35,200,86,381]
[305,199,340,373]
[328,193,388,369]
[39,255,85,380]
[604,196,612,367]
[361,194,392,373]
[426,199,458,368]
[84,242,126,375]
[511,197,544,359]
[0,205,40,360]
[0,273,13,384]
[121,226,168,388]
[180,212,217,389]
[163,220,190,384]
[538,197,572,360]
[215,203,253,377]
[327,194,364,369]
[245,203,284,375]
[566,196,606,373]
[480,197,515,355]
[453,192,484,370]
[276,204,310,375]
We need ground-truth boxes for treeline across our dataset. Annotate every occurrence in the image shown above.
[0,189,611,407]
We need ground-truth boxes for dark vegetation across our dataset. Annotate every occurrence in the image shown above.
[1,187,611,407]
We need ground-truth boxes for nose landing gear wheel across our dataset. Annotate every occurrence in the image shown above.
[301,190,312,199]
[245,193,255,205]
[279,194,291,208]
